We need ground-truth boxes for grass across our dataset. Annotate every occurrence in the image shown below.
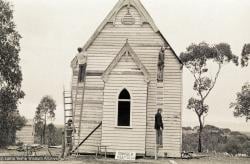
[174,156,250,164]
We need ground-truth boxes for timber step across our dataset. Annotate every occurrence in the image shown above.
[64,109,73,111]
[64,96,72,98]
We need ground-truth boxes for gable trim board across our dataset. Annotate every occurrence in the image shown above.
[102,40,150,83]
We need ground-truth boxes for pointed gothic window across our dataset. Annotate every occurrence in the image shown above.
[117,89,131,126]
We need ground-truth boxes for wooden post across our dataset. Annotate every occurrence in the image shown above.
[155,130,158,160]
[104,146,107,159]
[26,145,29,159]
[96,146,99,158]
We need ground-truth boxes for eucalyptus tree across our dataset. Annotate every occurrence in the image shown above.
[230,83,250,122]
[241,44,250,67]
[230,44,250,122]
[180,42,238,152]
[34,96,56,144]
[0,0,26,147]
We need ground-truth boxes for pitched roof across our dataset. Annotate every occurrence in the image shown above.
[77,0,182,64]
[82,0,158,51]
[102,40,150,83]
[71,0,183,67]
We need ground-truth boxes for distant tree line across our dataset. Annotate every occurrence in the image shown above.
[34,123,62,146]
[182,125,250,156]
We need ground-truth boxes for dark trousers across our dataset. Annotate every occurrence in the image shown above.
[156,129,163,145]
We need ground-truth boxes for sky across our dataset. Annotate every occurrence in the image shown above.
[10,0,250,132]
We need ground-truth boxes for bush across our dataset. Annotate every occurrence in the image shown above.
[223,138,243,155]
[182,125,250,156]
[34,123,63,146]
[242,141,250,156]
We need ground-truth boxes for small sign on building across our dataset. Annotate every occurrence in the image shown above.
[115,151,136,160]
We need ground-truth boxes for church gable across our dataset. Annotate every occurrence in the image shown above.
[72,0,182,70]
[102,41,150,82]
[83,0,165,50]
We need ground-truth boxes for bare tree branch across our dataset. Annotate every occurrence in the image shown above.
[203,63,221,100]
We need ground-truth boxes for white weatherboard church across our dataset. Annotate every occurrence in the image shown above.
[70,0,183,158]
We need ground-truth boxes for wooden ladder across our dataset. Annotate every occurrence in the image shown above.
[71,65,87,154]
[155,82,164,160]
[156,82,164,109]
[63,90,75,149]
[76,81,86,148]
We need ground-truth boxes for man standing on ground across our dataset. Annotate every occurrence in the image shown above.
[65,119,76,156]
[155,108,164,148]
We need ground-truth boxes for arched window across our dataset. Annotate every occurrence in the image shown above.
[117,89,131,126]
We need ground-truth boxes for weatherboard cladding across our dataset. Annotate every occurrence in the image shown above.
[71,0,182,157]
[102,53,148,154]
[16,119,34,144]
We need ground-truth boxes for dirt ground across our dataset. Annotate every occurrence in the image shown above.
[0,157,249,164]
[0,148,249,164]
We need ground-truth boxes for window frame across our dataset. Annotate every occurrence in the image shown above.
[115,88,133,128]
